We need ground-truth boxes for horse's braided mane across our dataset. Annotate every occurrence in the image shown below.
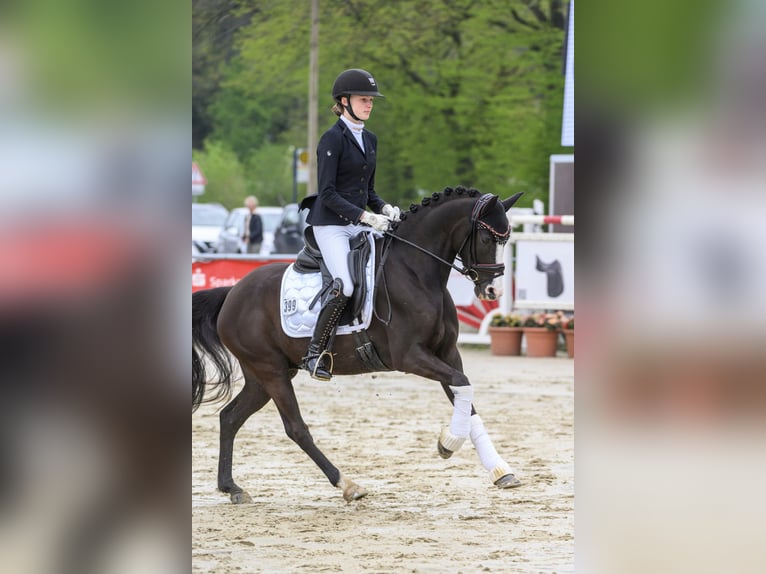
[392,185,481,230]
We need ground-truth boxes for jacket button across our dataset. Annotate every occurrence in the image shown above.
[362,165,367,170]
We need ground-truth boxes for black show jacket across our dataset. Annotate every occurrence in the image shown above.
[301,119,386,226]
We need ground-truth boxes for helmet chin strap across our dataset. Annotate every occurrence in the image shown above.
[342,96,363,122]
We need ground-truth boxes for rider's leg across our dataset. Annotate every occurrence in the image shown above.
[312,225,359,297]
[301,225,360,380]
[303,278,348,381]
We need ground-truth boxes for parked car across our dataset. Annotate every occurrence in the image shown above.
[192,202,228,253]
[216,206,284,255]
[272,203,309,254]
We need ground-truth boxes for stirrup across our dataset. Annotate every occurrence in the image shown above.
[307,349,334,381]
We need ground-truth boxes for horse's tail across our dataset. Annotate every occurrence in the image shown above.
[192,286,234,412]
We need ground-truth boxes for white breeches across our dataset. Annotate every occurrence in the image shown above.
[313,224,371,297]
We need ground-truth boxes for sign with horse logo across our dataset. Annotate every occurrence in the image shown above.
[515,239,574,307]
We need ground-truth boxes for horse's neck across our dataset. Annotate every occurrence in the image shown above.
[391,202,469,282]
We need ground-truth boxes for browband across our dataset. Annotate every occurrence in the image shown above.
[471,194,510,243]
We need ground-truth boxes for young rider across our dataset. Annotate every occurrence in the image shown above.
[299,68,400,381]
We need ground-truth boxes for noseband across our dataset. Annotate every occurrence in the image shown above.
[384,194,509,288]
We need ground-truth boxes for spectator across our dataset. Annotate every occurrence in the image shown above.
[242,196,263,254]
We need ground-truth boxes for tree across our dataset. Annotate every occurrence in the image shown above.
[193,0,569,207]
[193,0,260,149]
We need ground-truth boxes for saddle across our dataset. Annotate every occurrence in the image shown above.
[535,255,564,297]
[294,226,372,326]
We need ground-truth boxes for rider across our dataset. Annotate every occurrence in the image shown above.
[299,68,401,381]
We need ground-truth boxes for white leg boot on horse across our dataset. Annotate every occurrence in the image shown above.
[303,278,349,381]
[437,384,474,457]
[470,414,521,488]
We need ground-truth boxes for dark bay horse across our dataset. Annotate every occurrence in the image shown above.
[193,186,523,503]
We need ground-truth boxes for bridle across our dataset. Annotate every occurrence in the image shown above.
[382,194,510,287]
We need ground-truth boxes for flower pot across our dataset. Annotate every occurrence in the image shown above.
[523,327,559,357]
[489,327,523,356]
[563,330,574,358]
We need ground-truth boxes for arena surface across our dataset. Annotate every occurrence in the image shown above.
[192,347,574,573]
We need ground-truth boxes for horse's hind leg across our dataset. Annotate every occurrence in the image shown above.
[439,382,521,489]
[218,373,271,504]
[269,378,367,503]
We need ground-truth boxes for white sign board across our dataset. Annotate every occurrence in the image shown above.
[515,240,574,308]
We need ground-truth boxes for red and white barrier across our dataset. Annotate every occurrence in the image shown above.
[509,214,574,226]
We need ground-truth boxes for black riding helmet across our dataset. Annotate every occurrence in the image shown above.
[332,68,384,121]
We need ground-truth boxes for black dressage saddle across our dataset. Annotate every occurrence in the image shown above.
[535,255,564,298]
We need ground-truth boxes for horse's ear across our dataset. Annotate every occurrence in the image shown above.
[502,192,524,211]
[483,194,499,212]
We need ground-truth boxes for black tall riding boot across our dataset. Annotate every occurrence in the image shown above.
[303,279,349,381]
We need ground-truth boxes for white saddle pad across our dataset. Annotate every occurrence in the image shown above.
[279,236,376,338]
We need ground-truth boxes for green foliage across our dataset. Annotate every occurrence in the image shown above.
[490,313,524,328]
[193,0,569,208]
[192,140,294,209]
[243,144,295,206]
[192,140,248,210]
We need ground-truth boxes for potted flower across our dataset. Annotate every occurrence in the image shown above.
[522,312,561,357]
[488,313,524,356]
[561,314,574,358]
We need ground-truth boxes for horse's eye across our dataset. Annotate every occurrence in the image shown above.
[480,229,493,244]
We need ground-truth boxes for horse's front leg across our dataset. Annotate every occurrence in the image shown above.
[397,345,477,455]
[428,347,522,489]
[467,413,521,488]
[441,384,522,489]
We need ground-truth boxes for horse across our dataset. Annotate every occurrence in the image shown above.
[193,186,523,503]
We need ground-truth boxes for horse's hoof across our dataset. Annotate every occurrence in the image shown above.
[343,484,368,502]
[230,491,253,504]
[337,474,368,503]
[494,473,522,489]
[437,440,454,459]
[437,427,465,459]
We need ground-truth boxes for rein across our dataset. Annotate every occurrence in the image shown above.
[382,231,479,279]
